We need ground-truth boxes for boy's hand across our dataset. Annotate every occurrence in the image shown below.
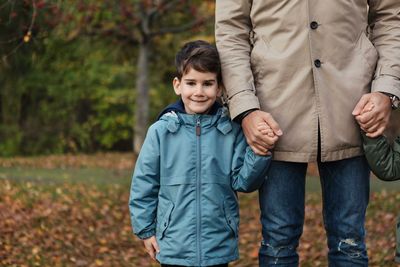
[257,122,276,137]
[255,122,276,156]
[143,236,160,261]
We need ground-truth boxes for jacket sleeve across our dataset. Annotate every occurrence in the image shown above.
[129,124,160,239]
[368,0,400,98]
[362,133,400,181]
[215,0,260,119]
[230,130,271,192]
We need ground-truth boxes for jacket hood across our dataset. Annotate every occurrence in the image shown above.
[158,100,232,135]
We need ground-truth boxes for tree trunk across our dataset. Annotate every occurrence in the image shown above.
[134,41,150,155]
[0,64,22,155]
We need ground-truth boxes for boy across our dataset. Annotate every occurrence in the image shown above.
[129,40,272,267]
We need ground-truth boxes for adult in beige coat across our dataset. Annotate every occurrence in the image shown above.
[215,0,400,266]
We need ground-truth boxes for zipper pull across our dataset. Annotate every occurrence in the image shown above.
[196,118,201,136]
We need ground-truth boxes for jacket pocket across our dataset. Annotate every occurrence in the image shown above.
[223,198,239,238]
[157,201,174,240]
[357,31,378,71]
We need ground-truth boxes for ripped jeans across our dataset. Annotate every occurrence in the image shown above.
[258,156,370,266]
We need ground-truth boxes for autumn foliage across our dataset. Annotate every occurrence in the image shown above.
[0,154,399,267]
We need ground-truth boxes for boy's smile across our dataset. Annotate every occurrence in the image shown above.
[173,68,221,115]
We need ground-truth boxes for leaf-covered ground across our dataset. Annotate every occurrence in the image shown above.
[0,154,399,267]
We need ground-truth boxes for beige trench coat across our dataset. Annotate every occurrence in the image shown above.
[215,0,400,162]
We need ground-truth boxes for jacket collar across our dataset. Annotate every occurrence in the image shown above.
[159,100,232,135]
[157,99,222,119]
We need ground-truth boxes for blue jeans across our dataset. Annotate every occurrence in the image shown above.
[258,156,370,266]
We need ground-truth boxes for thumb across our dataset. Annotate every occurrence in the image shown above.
[352,94,370,116]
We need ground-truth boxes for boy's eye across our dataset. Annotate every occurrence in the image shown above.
[204,82,214,87]
[186,82,196,86]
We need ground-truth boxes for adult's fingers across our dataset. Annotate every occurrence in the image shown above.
[251,143,270,156]
[355,111,374,126]
[361,102,374,114]
[352,94,370,116]
[357,115,377,129]
[366,126,385,138]
[362,121,380,134]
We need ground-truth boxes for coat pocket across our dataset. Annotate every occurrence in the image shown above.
[357,31,378,72]
[157,201,174,240]
[223,198,239,238]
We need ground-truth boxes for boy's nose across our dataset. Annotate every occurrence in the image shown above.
[193,86,205,95]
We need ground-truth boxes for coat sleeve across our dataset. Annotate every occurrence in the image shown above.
[362,133,400,181]
[230,130,271,192]
[129,124,160,239]
[368,0,400,98]
[215,0,260,119]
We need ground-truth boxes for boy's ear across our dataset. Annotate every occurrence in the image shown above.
[173,77,181,95]
[217,84,223,97]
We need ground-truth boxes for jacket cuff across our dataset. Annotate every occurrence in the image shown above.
[371,75,400,99]
[136,229,156,240]
[228,91,260,120]
[233,109,259,124]
[246,145,271,159]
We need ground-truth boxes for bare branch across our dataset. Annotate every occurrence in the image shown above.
[135,1,151,38]
[0,0,13,11]
[2,0,37,59]
[148,0,180,18]
[150,16,208,37]
[81,25,139,46]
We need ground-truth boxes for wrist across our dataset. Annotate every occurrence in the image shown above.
[380,92,400,110]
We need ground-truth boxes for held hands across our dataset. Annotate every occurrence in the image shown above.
[143,236,160,261]
[352,92,392,138]
[241,110,282,155]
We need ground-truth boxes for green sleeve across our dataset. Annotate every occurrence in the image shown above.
[362,133,400,181]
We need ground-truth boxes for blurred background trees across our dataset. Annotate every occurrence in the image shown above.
[1,1,398,157]
[0,0,214,156]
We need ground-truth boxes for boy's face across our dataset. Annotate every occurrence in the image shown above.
[173,68,221,115]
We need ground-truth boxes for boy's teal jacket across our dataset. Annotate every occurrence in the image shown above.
[129,107,271,266]
[362,132,400,181]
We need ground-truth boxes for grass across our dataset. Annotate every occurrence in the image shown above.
[0,167,131,187]
[1,166,399,192]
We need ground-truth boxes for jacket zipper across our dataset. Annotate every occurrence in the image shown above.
[196,117,201,265]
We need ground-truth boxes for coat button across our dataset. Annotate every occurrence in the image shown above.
[310,21,319,30]
[164,222,167,226]
[314,59,321,68]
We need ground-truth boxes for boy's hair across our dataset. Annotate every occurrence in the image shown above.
[175,40,222,84]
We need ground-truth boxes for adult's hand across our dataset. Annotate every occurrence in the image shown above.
[241,110,282,155]
[352,92,392,138]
